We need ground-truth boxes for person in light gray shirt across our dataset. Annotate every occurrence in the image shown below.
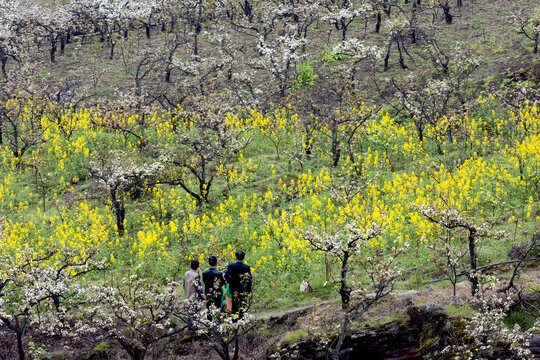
[184,260,202,300]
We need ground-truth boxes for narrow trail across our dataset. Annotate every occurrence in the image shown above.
[257,268,540,323]
[255,268,540,358]
[256,290,421,322]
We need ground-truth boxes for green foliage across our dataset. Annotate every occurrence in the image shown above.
[322,49,349,64]
[504,307,539,330]
[281,329,309,344]
[293,61,318,89]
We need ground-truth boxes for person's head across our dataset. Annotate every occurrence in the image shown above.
[235,251,245,261]
[190,260,199,270]
[208,255,217,267]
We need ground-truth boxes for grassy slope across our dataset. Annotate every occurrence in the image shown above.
[31,0,539,103]
[4,0,540,317]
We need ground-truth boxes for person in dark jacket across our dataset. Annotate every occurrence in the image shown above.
[202,255,224,309]
[224,251,252,314]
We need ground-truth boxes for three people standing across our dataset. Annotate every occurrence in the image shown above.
[184,251,252,315]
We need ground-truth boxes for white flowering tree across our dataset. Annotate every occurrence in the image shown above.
[304,221,406,360]
[0,97,50,167]
[416,204,493,296]
[95,0,133,59]
[136,0,160,39]
[89,151,165,236]
[256,27,307,98]
[425,225,469,297]
[388,42,479,146]
[441,276,540,359]
[369,0,394,34]
[331,38,381,88]
[322,0,372,40]
[76,276,184,360]
[0,246,105,360]
[69,0,108,43]
[224,0,275,40]
[162,106,251,205]
[174,293,256,360]
[177,0,216,55]
[34,4,73,63]
[513,7,540,54]
[0,0,29,78]
[271,0,321,48]
[425,0,454,25]
[171,39,234,98]
[383,13,414,71]
[314,98,374,168]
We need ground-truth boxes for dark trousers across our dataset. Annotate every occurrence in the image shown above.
[231,290,249,315]
[206,292,222,310]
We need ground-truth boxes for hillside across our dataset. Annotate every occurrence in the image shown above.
[0,0,539,359]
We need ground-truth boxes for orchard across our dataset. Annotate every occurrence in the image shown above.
[0,0,539,359]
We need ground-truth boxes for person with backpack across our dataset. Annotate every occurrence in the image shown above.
[202,255,224,309]
[224,251,252,315]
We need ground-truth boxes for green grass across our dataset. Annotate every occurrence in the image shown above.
[281,329,309,344]
[504,307,539,330]
[445,303,477,319]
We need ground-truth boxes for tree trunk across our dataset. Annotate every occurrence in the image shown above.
[332,140,340,167]
[193,32,199,56]
[200,181,209,203]
[347,141,362,177]
[50,37,57,63]
[304,132,312,158]
[330,317,350,360]
[415,121,424,143]
[443,4,453,24]
[111,188,125,236]
[384,40,392,71]
[17,330,25,360]
[232,330,240,360]
[60,35,65,55]
[375,12,382,33]
[119,341,147,360]
[468,229,478,296]
[110,42,115,60]
[1,57,6,79]
[397,41,407,69]
[219,343,231,360]
[145,24,151,39]
[340,251,351,309]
